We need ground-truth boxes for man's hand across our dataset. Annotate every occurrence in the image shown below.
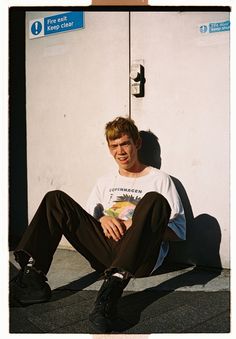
[99,216,126,241]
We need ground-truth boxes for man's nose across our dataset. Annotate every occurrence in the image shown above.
[117,145,125,153]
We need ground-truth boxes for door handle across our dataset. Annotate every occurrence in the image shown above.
[130,62,145,97]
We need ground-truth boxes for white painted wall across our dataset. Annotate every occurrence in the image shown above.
[131,11,230,268]
[26,11,230,268]
[26,11,129,247]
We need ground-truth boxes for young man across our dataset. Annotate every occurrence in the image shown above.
[11,116,186,333]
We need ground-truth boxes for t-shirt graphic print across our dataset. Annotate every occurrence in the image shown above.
[105,193,141,220]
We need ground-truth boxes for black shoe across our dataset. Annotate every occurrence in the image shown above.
[89,275,129,333]
[10,266,51,306]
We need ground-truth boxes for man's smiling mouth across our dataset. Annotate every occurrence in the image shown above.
[118,156,128,162]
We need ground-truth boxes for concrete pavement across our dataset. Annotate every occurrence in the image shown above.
[9,248,230,333]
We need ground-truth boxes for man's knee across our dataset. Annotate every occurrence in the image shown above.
[44,190,65,204]
[143,191,164,202]
[142,192,170,210]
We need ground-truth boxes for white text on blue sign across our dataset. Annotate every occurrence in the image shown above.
[30,12,84,39]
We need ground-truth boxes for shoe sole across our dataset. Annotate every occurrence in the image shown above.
[89,314,114,334]
[89,320,112,334]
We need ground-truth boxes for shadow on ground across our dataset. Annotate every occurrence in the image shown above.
[113,266,222,332]
[10,261,223,333]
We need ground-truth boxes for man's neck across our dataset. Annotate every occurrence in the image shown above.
[119,164,149,178]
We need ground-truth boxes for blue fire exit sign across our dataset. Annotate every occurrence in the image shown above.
[199,20,230,34]
[29,12,84,39]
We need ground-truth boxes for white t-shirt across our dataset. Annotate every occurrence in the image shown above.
[86,166,186,273]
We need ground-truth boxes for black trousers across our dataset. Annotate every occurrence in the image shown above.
[14,190,171,278]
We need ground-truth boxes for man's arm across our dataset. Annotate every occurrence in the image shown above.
[100,215,181,242]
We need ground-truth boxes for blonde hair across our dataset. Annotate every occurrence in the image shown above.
[105,116,140,144]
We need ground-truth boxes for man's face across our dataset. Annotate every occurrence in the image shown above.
[108,134,140,172]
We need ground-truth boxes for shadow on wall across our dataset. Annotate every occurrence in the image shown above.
[138,130,222,269]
